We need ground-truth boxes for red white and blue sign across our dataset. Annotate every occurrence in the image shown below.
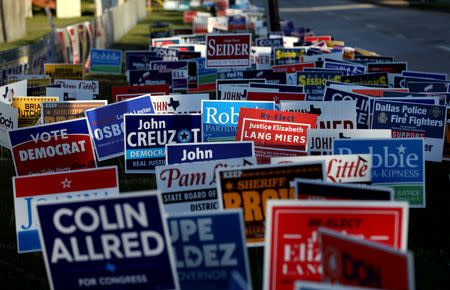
[167,210,251,289]
[8,118,96,176]
[36,192,179,290]
[124,113,202,173]
[165,141,254,165]
[13,166,119,253]
[84,94,154,161]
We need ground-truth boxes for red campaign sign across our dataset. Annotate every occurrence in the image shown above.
[14,166,118,198]
[112,84,169,103]
[236,108,317,163]
[305,36,332,42]
[206,34,251,68]
[320,228,414,290]
[247,92,305,104]
[263,200,408,290]
[183,11,197,23]
[9,118,96,176]
[272,62,316,74]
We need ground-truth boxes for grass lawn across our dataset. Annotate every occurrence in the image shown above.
[0,3,449,290]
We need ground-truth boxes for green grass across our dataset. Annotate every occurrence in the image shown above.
[0,12,94,52]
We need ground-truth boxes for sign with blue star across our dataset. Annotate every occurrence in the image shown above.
[124,113,202,173]
[333,138,425,207]
[35,191,179,290]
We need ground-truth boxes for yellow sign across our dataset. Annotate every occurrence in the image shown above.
[355,47,379,56]
[326,40,345,48]
[44,64,83,80]
[9,78,51,87]
[12,97,59,128]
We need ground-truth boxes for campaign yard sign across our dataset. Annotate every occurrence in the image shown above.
[307,129,392,155]
[0,80,27,105]
[206,34,251,68]
[444,107,450,161]
[371,100,447,162]
[150,60,190,91]
[273,48,306,65]
[216,162,325,245]
[124,114,202,173]
[323,87,371,129]
[44,63,83,80]
[42,101,107,124]
[13,166,119,253]
[294,281,372,290]
[150,94,208,114]
[9,118,96,176]
[263,200,409,290]
[36,192,179,290]
[292,178,393,201]
[0,101,18,148]
[319,228,415,290]
[202,100,274,142]
[111,84,170,103]
[280,101,357,130]
[271,154,372,184]
[128,70,173,89]
[12,96,59,128]
[297,71,343,101]
[167,210,251,289]
[165,141,254,165]
[323,60,366,76]
[334,138,425,207]
[188,58,217,93]
[156,157,256,214]
[54,79,99,95]
[89,49,122,74]
[236,108,317,163]
[84,94,154,161]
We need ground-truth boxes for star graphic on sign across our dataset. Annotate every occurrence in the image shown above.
[225,182,234,191]
[397,145,406,154]
[61,178,72,189]
[180,131,189,140]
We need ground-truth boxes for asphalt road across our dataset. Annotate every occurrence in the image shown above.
[262,0,450,76]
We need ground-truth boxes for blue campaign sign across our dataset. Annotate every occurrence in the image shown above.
[128,69,173,89]
[323,60,366,75]
[243,70,287,84]
[150,61,189,91]
[201,100,275,142]
[371,99,446,162]
[402,70,447,81]
[125,53,162,72]
[124,114,202,173]
[323,87,370,129]
[249,82,304,93]
[165,141,254,165]
[333,138,425,207]
[167,210,251,290]
[255,38,283,47]
[36,192,179,290]
[84,94,154,161]
[89,49,122,74]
